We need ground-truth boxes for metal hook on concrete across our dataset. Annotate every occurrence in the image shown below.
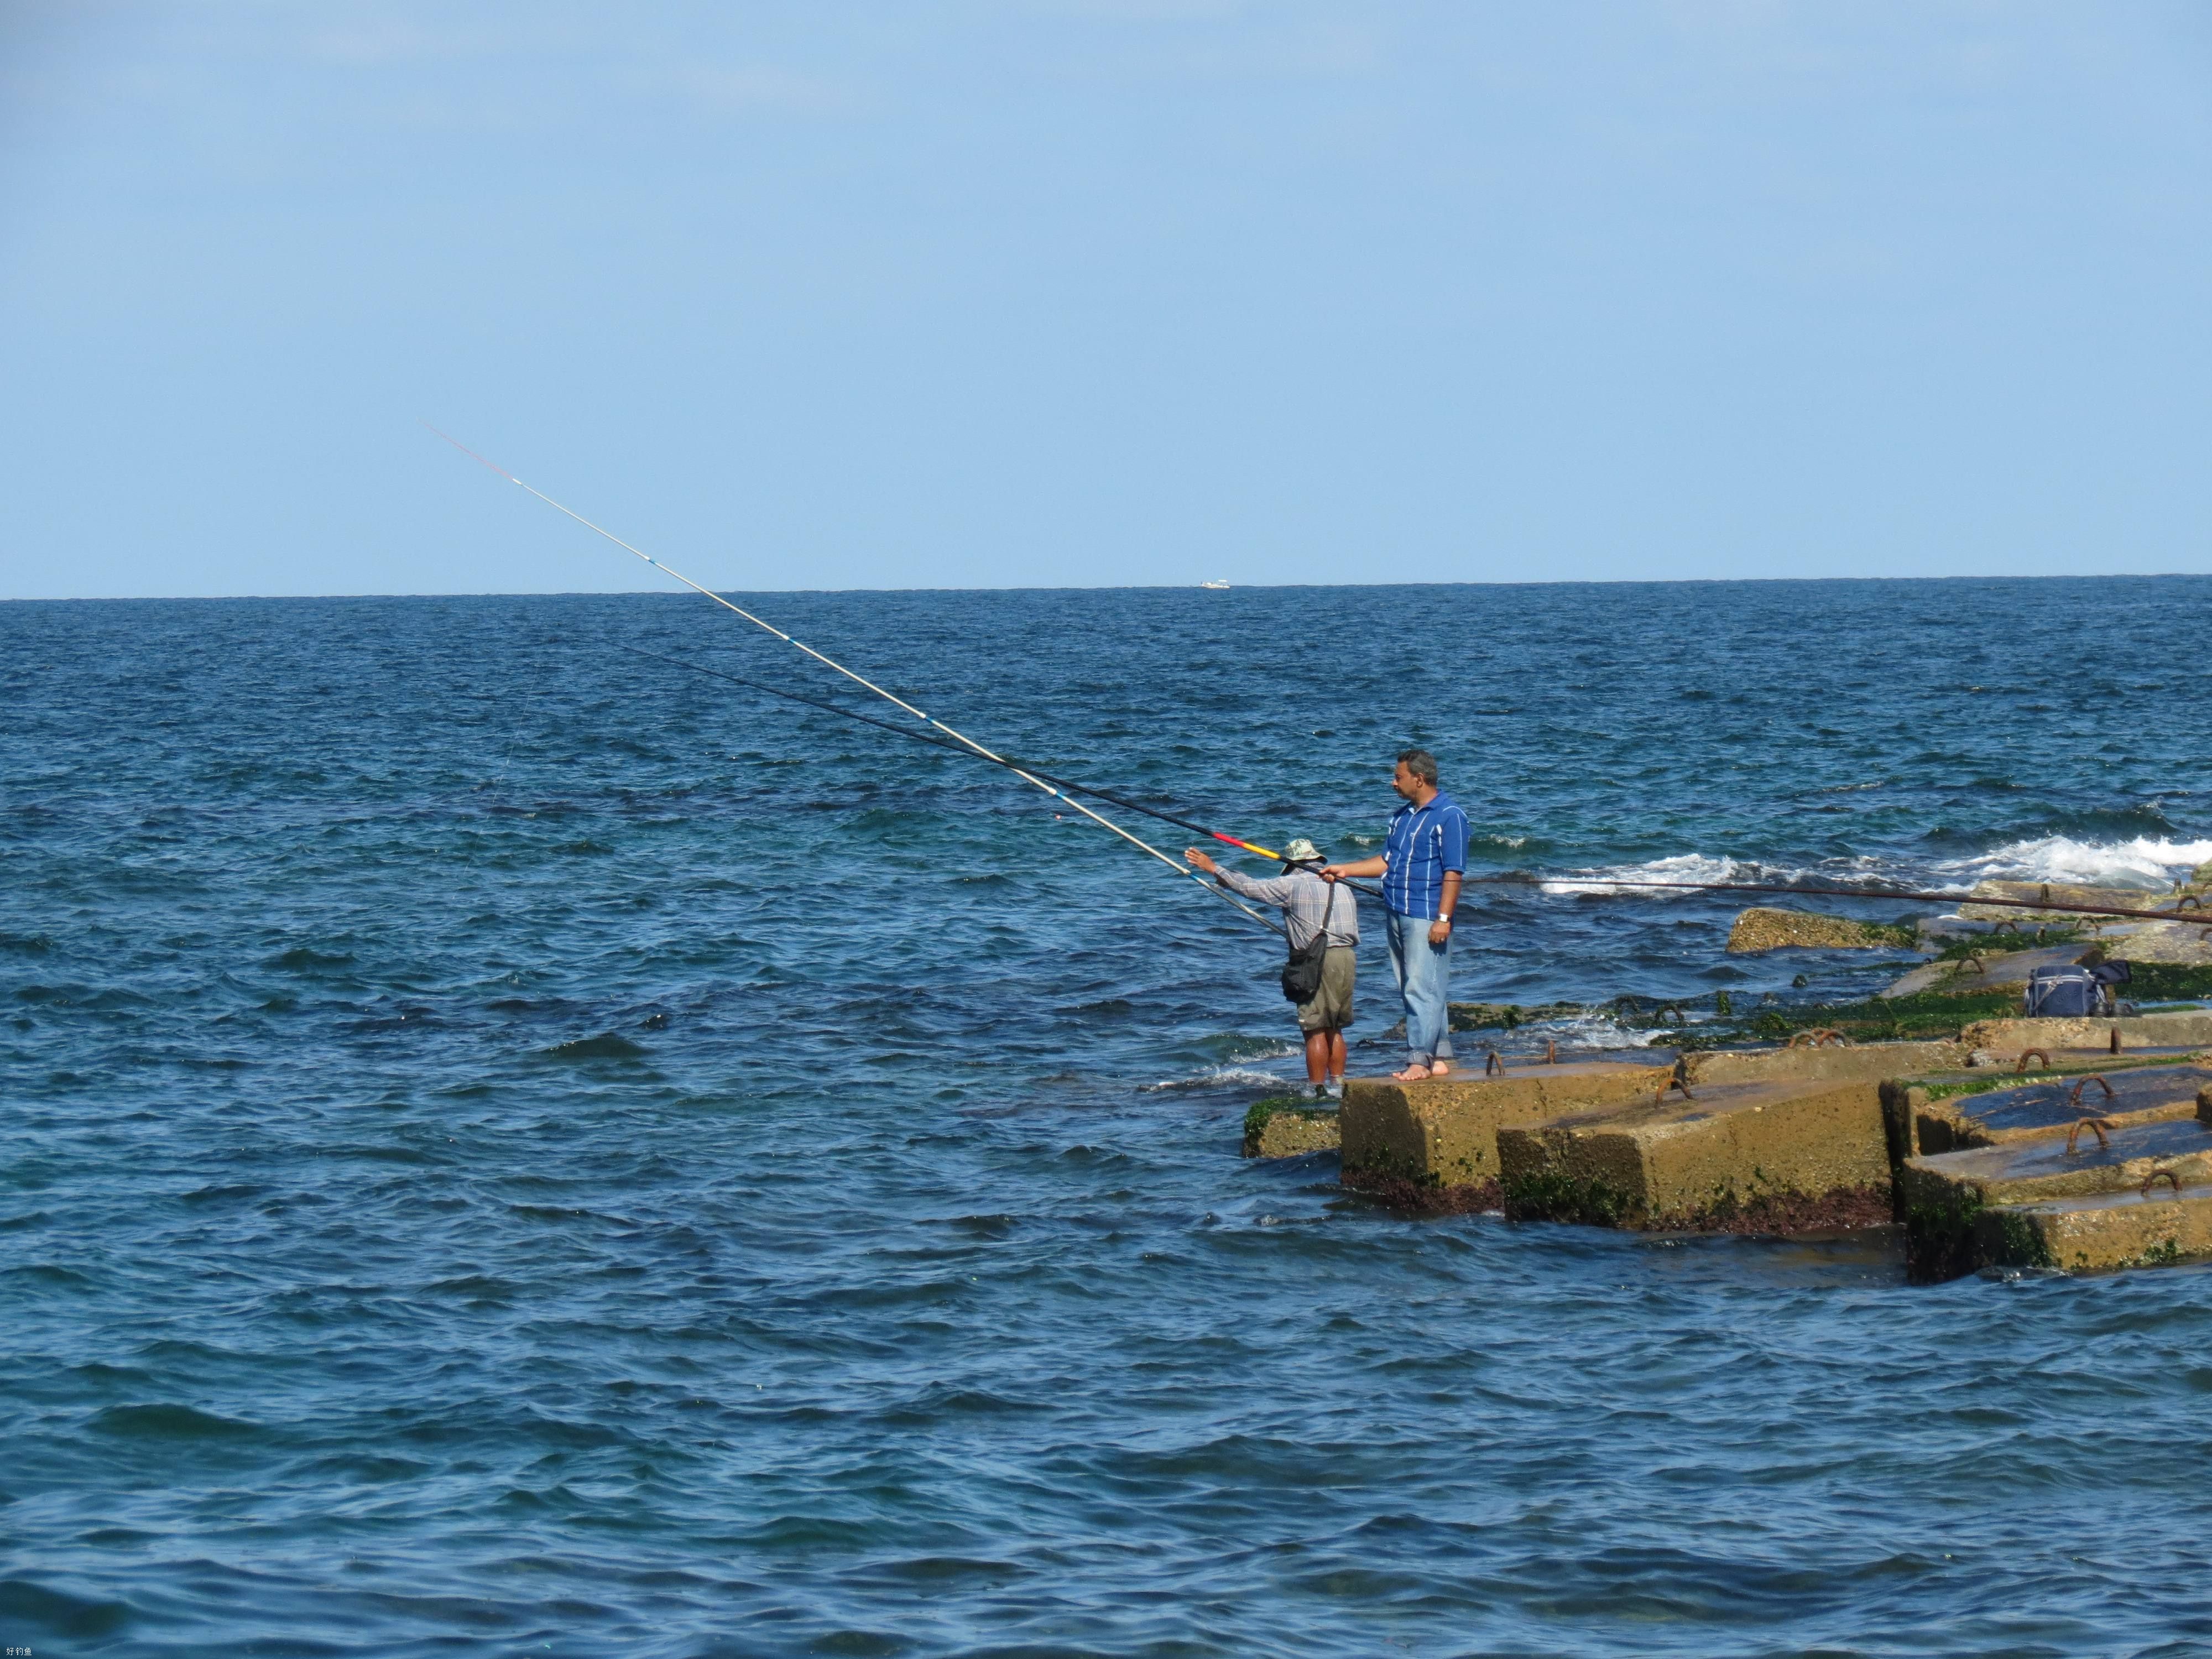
[2016,1048,2052,1072]
[1654,1073,1695,1105]
[1485,1051,1505,1077]
[2142,1168,2184,1198]
[2071,1075,2116,1106]
[1545,1039,1558,1065]
[2065,1117,2114,1155]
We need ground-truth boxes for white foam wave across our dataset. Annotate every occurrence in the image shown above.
[1540,853,1752,898]
[1140,1066,1295,1093]
[1933,836,2212,891]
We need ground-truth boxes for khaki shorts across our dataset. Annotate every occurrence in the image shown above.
[1297,946,1357,1032]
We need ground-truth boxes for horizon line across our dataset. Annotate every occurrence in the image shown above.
[7,570,2212,604]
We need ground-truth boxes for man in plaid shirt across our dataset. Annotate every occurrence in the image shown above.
[1186,837,1359,1097]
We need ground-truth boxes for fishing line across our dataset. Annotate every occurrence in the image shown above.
[428,425,1285,937]
[623,645,1386,901]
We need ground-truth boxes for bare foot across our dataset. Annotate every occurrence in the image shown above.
[1429,1059,1451,1076]
[1392,1063,1433,1082]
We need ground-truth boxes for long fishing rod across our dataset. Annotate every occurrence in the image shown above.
[429,426,1284,937]
[1457,873,2212,928]
[623,645,1387,900]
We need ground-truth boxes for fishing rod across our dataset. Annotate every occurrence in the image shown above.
[428,426,1285,937]
[1457,873,2212,928]
[623,645,1387,900]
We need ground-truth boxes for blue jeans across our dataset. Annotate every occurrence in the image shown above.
[1386,909,1454,1067]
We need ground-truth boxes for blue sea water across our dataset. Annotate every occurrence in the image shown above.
[6,576,2212,1657]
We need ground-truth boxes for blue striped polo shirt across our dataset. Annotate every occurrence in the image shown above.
[1382,790,1469,920]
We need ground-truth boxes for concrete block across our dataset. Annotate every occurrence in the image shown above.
[1898,1118,2212,1279]
[1971,1186,2212,1275]
[1339,1060,1671,1198]
[1961,1012,2212,1052]
[1683,1039,1966,1089]
[1241,1102,1340,1159]
[1881,944,2094,1000]
[1495,1077,1892,1232]
[2100,922,2212,966]
[1893,1063,2212,1156]
[1958,881,2169,922]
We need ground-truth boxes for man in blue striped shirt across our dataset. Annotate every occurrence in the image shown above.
[1322,749,1467,1081]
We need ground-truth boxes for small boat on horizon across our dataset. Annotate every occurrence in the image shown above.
[1199,579,1230,590]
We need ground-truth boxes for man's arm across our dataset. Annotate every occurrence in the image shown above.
[1429,806,1469,946]
[1186,847,1297,905]
[1430,871,1462,947]
[1321,855,1386,882]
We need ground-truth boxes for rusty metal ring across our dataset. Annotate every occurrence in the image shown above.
[2016,1048,2052,1072]
[1485,1051,1505,1077]
[1991,919,2021,935]
[2065,1117,2114,1155]
[1959,954,1987,975]
[1545,1039,1558,1066]
[2072,1075,2116,1105]
[2177,895,2203,914]
[2142,1168,2184,1197]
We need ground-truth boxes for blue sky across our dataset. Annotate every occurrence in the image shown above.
[2,2,2206,598]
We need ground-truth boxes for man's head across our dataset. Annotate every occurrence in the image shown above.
[1392,748,1439,802]
[1281,837,1323,869]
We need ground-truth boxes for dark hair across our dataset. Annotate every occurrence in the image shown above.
[1396,748,1439,786]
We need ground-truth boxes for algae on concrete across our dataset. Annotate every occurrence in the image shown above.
[1970,1186,2212,1275]
[1725,908,1919,953]
[1671,989,2021,1051]
[1241,1095,1341,1159]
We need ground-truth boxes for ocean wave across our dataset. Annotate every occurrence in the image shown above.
[1932,836,2212,890]
[1539,853,1754,898]
[1139,1065,1296,1093]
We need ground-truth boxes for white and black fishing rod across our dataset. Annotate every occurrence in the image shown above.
[427,425,1285,938]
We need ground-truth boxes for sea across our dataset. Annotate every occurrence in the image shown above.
[6,576,2212,1657]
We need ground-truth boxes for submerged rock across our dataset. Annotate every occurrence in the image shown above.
[1725,908,1914,953]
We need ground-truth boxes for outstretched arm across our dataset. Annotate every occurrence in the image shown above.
[1321,856,1386,882]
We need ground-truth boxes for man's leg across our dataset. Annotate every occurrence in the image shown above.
[1327,1029,1347,1082]
[1303,1027,1330,1084]
[1386,911,1432,1078]
[1402,927,1451,1071]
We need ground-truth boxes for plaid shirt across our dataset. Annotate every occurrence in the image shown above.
[1214,865,1360,951]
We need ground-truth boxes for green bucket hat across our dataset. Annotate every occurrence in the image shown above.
[1282,837,1323,865]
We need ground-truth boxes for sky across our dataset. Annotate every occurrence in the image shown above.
[1,1,2207,599]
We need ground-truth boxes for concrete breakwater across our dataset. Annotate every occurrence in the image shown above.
[1244,1010,2212,1280]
